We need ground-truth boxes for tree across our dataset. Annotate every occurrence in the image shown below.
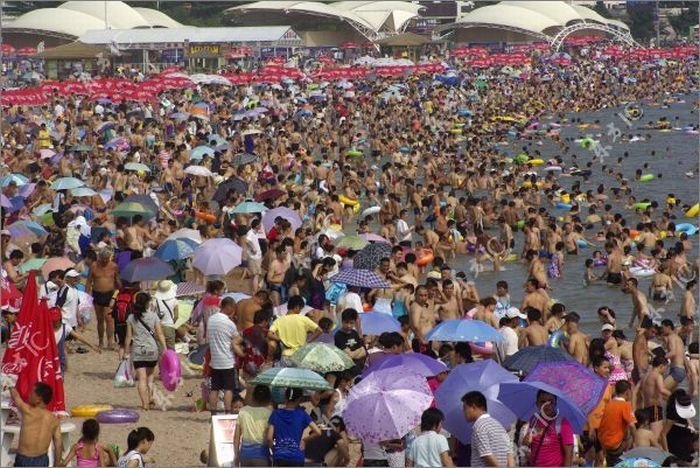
[593,1,612,19]
[625,2,655,42]
[667,2,699,38]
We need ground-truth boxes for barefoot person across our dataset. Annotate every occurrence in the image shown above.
[10,384,62,467]
[639,355,670,442]
[86,248,121,349]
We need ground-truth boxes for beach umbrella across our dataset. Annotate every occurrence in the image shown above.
[525,361,607,416]
[0,173,29,188]
[262,207,302,233]
[502,346,575,374]
[232,201,267,214]
[96,121,116,134]
[363,352,447,378]
[122,195,159,218]
[343,368,433,442]
[213,178,248,202]
[250,367,331,391]
[190,145,214,160]
[50,177,84,191]
[232,152,258,166]
[436,361,518,443]
[0,194,12,209]
[290,343,355,373]
[105,137,130,152]
[359,312,401,335]
[331,268,390,289]
[154,238,199,262]
[40,257,75,279]
[255,188,285,202]
[69,143,94,152]
[169,112,189,121]
[9,220,47,238]
[18,258,47,274]
[192,238,242,276]
[352,242,393,271]
[175,281,206,298]
[359,233,390,244]
[111,202,154,219]
[121,257,174,282]
[619,447,673,466]
[71,187,98,197]
[317,228,344,241]
[166,228,202,244]
[124,162,151,173]
[425,319,503,343]
[498,381,586,434]
[39,149,56,160]
[184,165,213,177]
[336,235,368,250]
[208,135,227,147]
[241,128,263,136]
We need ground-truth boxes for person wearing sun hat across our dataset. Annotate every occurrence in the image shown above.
[154,279,179,350]
[664,389,697,462]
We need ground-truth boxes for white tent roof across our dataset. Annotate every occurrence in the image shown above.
[455,4,561,35]
[132,8,184,29]
[58,1,152,29]
[500,1,584,26]
[80,26,300,46]
[6,8,106,38]
[230,1,375,30]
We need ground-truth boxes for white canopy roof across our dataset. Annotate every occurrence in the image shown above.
[6,8,107,38]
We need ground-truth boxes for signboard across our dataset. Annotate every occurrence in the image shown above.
[208,414,238,467]
[188,44,221,58]
[227,47,254,59]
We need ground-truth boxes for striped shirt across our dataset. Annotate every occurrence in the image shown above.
[470,414,512,467]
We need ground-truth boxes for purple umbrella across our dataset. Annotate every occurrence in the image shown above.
[359,233,390,244]
[0,194,12,209]
[362,353,447,378]
[525,361,607,416]
[262,207,302,233]
[359,312,400,335]
[192,238,242,276]
[18,183,36,198]
[121,257,174,282]
[435,360,518,443]
[343,368,433,442]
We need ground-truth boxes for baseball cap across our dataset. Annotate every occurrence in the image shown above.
[601,324,614,332]
[0,230,10,236]
[675,393,696,419]
[505,307,526,319]
[563,312,581,323]
[64,269,80,278]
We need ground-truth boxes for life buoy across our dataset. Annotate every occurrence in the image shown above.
[450,128,463,135]
[160,349,181,392]
[556,202,572,210]
[195,211,216,224]
[547,330,568,348]
[577,239,588,248]
[543,166,562,172]
[514,154,530,164]
[629,266,656,278]
[579,138,595,149]
[361,206,381,218]
[346,149,363,157]
[71,405,114,418]
[633,202,652,211]
[676,223,699,236]
[186,346,207,371]
[685,203,699,218]
[416,249,434,267]
[96,408,140,424]
[339,195,359,207]
[399,146,410,154]
[529,158,544,166]
[639,174,655,182]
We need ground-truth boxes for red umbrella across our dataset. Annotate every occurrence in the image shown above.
[1,44,15,55]
[16,47,36,56]
[1,272,66,413]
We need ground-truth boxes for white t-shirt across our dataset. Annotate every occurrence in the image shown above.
[56,286,80,327]
[154,298,177,327]
[396,219,412,243]
[499,326,519,357]
[337,291,363,314]
[117,450,144,468]
[245,229,262,259]
[206,312,239,369]
[407,430,450,468]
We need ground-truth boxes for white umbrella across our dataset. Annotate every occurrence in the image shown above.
[184,165,213,177]
[193,238,242,276]
[242,128,263,136]
[166,228,202,244]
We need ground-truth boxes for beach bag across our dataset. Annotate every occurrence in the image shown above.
[112,291,134,323]
[114,358,135,388]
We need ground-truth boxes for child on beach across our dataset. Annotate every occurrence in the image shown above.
[633,409,662,448]
[117,427,155,468]
[62,418,116,467]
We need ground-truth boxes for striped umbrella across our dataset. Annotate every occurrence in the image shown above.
[331,268,390,289]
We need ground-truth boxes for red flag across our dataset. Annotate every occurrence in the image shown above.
[1,272,65,413]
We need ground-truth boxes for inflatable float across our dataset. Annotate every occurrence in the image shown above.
[96,408,140,424]
[194,211,216,224]
[361,206,381,218]
[160,349,182,392]
[71,405,114,418]
[416,249,434,267]
[629,266,656,278]
[639,174,655,182]
[676,223,699,236]
[547,330,569,348]
[346,149,363,157]
[685,204,699,218]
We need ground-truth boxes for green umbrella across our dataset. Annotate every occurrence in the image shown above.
[249,367,331,390]
[336,235,369,251]
[124,162,151,173]
[18,258,47,274]
[111,202,154,219]
[290,343,355,373]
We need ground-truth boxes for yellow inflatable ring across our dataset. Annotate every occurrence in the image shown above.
[339,195,359,207]
[450,128,463,135]
[71,405,114,418]
[685,203,699,218]
[529,158,544,166]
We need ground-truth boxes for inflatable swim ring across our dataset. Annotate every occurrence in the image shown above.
[399,146,410,154]
[186,345,208,371]
[71,405,114,418]
[361,206,381,218]
[194,211,216,224]
[504,253,518,263]
[629,267,656,278]
[639,174,655,182]
[160,349,182,392]
[676,223,699,236]
[416,249,434,267]
[346,149,363,157]
[515,220,526,230]
[470,342,494,356]
[685,203,699,218]
[450,128,463,135]
[338,195,359,207]
[529,158,544,166]
[560,193,571,204]
[547,330,568,348]
[514,154,530,164]
[543,166,562,172]
[579,138,595,149]
[96,408,140,424]
[556,202,572,210]
[577,239,588,248]
[633,202,652,211]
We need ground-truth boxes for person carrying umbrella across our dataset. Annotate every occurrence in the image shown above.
[519,389,574,467]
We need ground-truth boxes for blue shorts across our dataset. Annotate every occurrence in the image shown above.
[14,453,49,467]
[669,365,687,384]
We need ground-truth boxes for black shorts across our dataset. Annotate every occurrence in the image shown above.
[643,405,663,423]
[607,272,622,285]
[210,367,238,392]
[133,360,158,369]
[581,431,602,453]
[115,323,127,346]
[92,290,114,307]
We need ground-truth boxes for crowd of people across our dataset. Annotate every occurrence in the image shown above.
[1,36,699,467]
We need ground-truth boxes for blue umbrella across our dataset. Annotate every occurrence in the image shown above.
[331,268,390,289]
[154,238,199,262]
[359,312,400,336]
[50,177,84,191]
[231,201,268,214]
[425,319,503,343]
[436,360,518,443]
[362,353,447,378]
[502,346,575,375]
[208,135,227,147]
[0,173,29,188]
[498,381,587,434]
[8,220,48,238]
[121,257,174,282]
[190,145,214,160]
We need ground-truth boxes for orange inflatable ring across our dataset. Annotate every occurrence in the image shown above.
[195,211,217,224]
[416,249,434,267]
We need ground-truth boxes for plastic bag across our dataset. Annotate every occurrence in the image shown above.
[114,359,135,388]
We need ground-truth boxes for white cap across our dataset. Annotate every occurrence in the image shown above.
[675,394,696,419]
[601,323,615,332]
[64,269,80,278]
[0,230,10,236]
[505,307,526,319]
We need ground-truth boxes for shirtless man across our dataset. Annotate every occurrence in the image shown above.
[525,250,548,290]
[565,312,588,365]
[625,277,649,330]
[680,279,697,319]
[604,241,623,286]
[661,319,686,391]
[632,317,657,389]
[415,225,439,252]
[521,279,550,319]
[649,265,674,303]
[267,246,290,306]
[410,286,435,355]
[123,215,155,257]
[9,384,62,467]
[436,279,462,321]
[520,307,548,347]
[639,355,670,442]
[472,297,498,329]
[86,248,121,349]
[236,291,269,331]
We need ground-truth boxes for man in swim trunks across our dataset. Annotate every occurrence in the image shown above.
[86,248,121,349]
[640,355,670,442]
[10,384,62,467]
[410,285,435,356]
[661,319,687,391]
[605,241,623,285]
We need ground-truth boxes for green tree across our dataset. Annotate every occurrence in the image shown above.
[593,1,612,19]
[667,1,699,37]
[625,2,655,42]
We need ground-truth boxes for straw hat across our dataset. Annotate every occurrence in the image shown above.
[154,280,177,301]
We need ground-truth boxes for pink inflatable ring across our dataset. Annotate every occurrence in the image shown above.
[96,408,139,424]
[160,349,182,392]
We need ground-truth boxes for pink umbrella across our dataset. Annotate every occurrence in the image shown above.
[192,238,242,276]
[360,233,390,244]
[41,257,75,279]
[262,207,302,233]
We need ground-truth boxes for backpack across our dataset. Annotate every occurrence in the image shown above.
[112,290,135,323]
